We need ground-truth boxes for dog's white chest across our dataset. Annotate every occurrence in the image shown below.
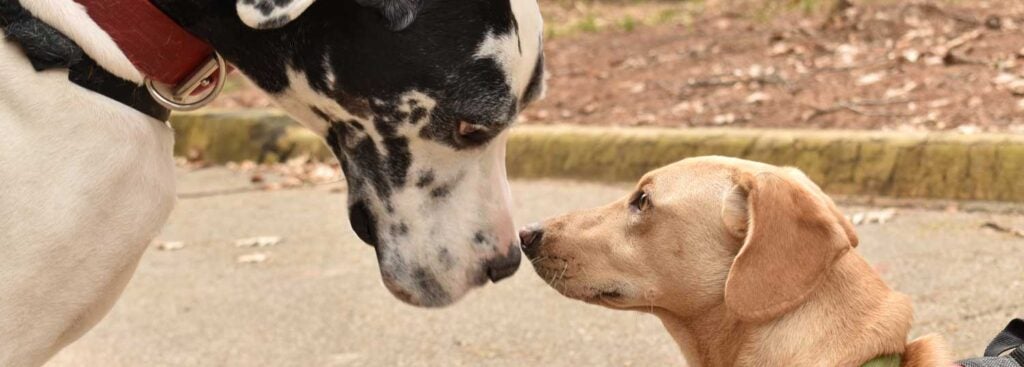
[0,38,177,366]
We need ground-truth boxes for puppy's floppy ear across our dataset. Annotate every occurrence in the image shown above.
[723,170,857,323]
[355,0,423,31]
[236,0,318,29]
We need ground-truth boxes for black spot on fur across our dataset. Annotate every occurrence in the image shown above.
[383,137,410,187]
[389,222,409,237]
[310,106,333,122]
[430,184,450,199]
[409,106,427,125]
[473,231,489,245]
[350,137,392,199]
[325,124,347,159]
[438,248,455,270]
[240,0,295,16]
[415,171,435,188]
[413,267,448,303]
[333,89,372,119]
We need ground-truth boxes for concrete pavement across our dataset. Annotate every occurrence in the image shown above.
[49,168,1024,366]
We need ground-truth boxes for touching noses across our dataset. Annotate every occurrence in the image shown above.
[518,223,544,257]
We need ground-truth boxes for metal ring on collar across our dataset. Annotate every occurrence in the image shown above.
[145,52,227,111]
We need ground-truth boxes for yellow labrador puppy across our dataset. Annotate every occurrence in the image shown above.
[519,156,951,367]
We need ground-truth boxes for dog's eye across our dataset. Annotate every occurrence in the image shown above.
[629,190,650,212]
[455,121,492,146]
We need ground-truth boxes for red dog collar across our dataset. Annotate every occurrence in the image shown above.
[73,0,226,109]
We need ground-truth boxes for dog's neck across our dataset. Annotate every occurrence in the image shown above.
[18,0,144,84]
[655,253,914,367]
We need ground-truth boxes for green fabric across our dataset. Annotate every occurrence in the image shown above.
[861,354,902,367]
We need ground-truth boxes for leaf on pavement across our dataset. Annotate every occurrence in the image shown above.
[237,252,269,264]
[235,236,283,248]
[155,240,185,251]
[232,236,280,248]
[981,222,1024,238]
[848,208,897,225]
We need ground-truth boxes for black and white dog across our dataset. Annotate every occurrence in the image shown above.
[0,0,543,364]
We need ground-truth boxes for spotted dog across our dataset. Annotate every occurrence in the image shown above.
[0,0,544,365]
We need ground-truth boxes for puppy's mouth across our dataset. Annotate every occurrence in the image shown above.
[582,289,623,304]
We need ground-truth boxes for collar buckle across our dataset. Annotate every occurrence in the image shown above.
[145,52,227,111]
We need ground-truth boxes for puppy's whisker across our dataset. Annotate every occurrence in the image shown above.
[554,262,569,292]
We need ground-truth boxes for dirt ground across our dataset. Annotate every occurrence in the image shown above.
[213,0,1024,133]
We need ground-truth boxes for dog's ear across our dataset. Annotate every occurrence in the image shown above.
[237,0,422,31]
[723,169,857,323]
[355,0,423,31]
[236,0,318,29]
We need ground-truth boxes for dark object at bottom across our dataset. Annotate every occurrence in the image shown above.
[959,319,1024,367]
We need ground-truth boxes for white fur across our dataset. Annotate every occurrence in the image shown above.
[477,0,545,97]
[18,0,144,84]
[0,25,174,367]
[236,0,317,29]
[273,67,346,135]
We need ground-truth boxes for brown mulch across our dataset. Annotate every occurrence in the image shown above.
[213,1,1024,133]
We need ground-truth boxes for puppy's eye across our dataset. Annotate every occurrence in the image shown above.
[456,121,492,146]
[629,190,650,213]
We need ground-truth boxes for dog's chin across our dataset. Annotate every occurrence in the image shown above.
[545,280,639,310]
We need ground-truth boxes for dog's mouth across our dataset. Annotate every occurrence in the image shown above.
[582,289,623,304]
[529,255,637,309]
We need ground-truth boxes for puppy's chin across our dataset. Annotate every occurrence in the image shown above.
[555,281,641,310]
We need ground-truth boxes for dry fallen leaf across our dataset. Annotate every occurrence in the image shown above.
[856,72,885,86]
[848,208,897,225]
[235,236,283,248]
[901,49,921,63]
[712,113,737,125]
[956,124,980,135]
[237,252,269,264]
[745,91,771,105]
[884,81,918,99]
[155,240,185,251]
[981,222,1024,238]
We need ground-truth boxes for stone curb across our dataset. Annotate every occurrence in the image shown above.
[170,110,1024,202]
[172,109,333,164]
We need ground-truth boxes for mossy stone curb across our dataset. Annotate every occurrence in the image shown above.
[170,111,1024,202]
[508,126,1024,202]
[171,109,331,164]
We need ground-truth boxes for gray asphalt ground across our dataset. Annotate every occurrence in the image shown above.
[49,168,1024,366]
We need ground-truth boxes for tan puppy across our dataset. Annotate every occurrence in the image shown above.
[520,156,951,367]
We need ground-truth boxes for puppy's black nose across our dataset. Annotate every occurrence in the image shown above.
[518,224,544,257]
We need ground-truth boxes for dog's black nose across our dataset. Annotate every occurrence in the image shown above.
[518,224,544,257]
[485,245,521,283]
[348,201,378,247]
